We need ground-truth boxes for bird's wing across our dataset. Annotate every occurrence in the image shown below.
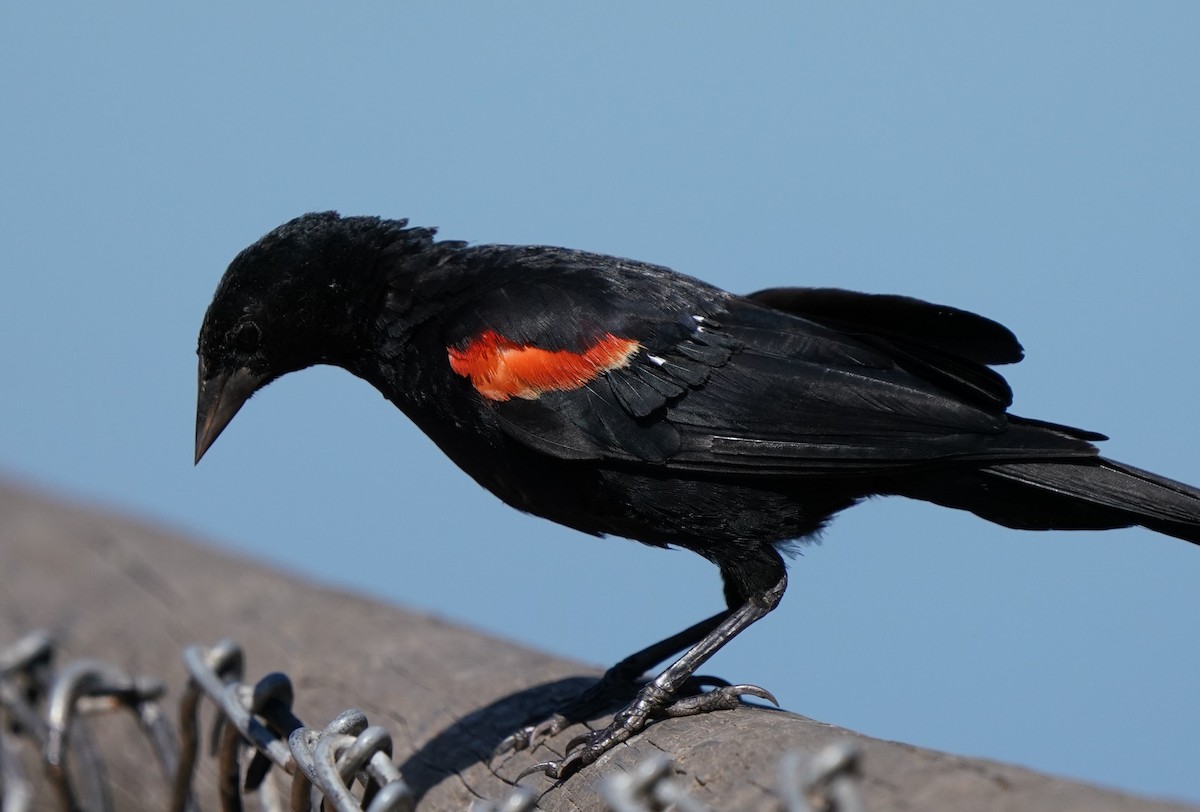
[429,258,1096,472]
[662,297,1098,474]
[745,287,1022,409]
[745,287,1024,365]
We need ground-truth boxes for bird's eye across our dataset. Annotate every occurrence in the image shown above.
[232,322,261,353]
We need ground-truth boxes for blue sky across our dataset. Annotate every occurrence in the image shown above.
[3,3,1199,803]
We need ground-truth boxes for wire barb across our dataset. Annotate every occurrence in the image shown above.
[778,741,865,812]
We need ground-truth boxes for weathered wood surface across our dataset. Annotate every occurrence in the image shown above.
[0,478,1193,811]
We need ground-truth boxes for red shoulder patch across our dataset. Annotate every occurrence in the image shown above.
[448,330,640,401]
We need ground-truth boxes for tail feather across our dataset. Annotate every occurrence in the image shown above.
[893,458,1200,545]
[987,459,1200,543]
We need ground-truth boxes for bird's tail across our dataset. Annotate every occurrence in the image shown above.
[893,457,1200,545]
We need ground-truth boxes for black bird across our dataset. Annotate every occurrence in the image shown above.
[196,212,1200,778]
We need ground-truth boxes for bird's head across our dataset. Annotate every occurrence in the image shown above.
[195,211,433,463]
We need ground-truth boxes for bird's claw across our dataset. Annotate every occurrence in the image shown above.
[661,683,778,717]
[493,713,570,758]
[515,747,590,782]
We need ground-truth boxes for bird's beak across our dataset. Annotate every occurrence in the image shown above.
[195,365,263,464]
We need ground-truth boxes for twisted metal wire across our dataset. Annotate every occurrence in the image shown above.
[171,639,414,812]
[0,631,182,812]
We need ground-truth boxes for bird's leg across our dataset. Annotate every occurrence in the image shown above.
[494,609,733,756]
[519,565,788,781]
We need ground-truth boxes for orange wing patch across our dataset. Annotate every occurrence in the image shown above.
[448,330,641,401]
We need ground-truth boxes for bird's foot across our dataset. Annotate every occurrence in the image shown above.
[494,672,733,758]
[516,681,777,782]
[494,668,647,758]
[515,687,663,781]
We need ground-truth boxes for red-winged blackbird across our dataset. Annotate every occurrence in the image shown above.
[196,212,1200,778]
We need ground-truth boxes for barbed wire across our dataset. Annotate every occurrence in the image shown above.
[172,639,413,812]
[0,632,864,811]
[0,631,180,812]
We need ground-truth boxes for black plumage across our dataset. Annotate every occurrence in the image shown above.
[196,212,1200,778]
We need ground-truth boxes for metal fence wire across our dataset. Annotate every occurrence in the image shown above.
[0,632,864,812]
